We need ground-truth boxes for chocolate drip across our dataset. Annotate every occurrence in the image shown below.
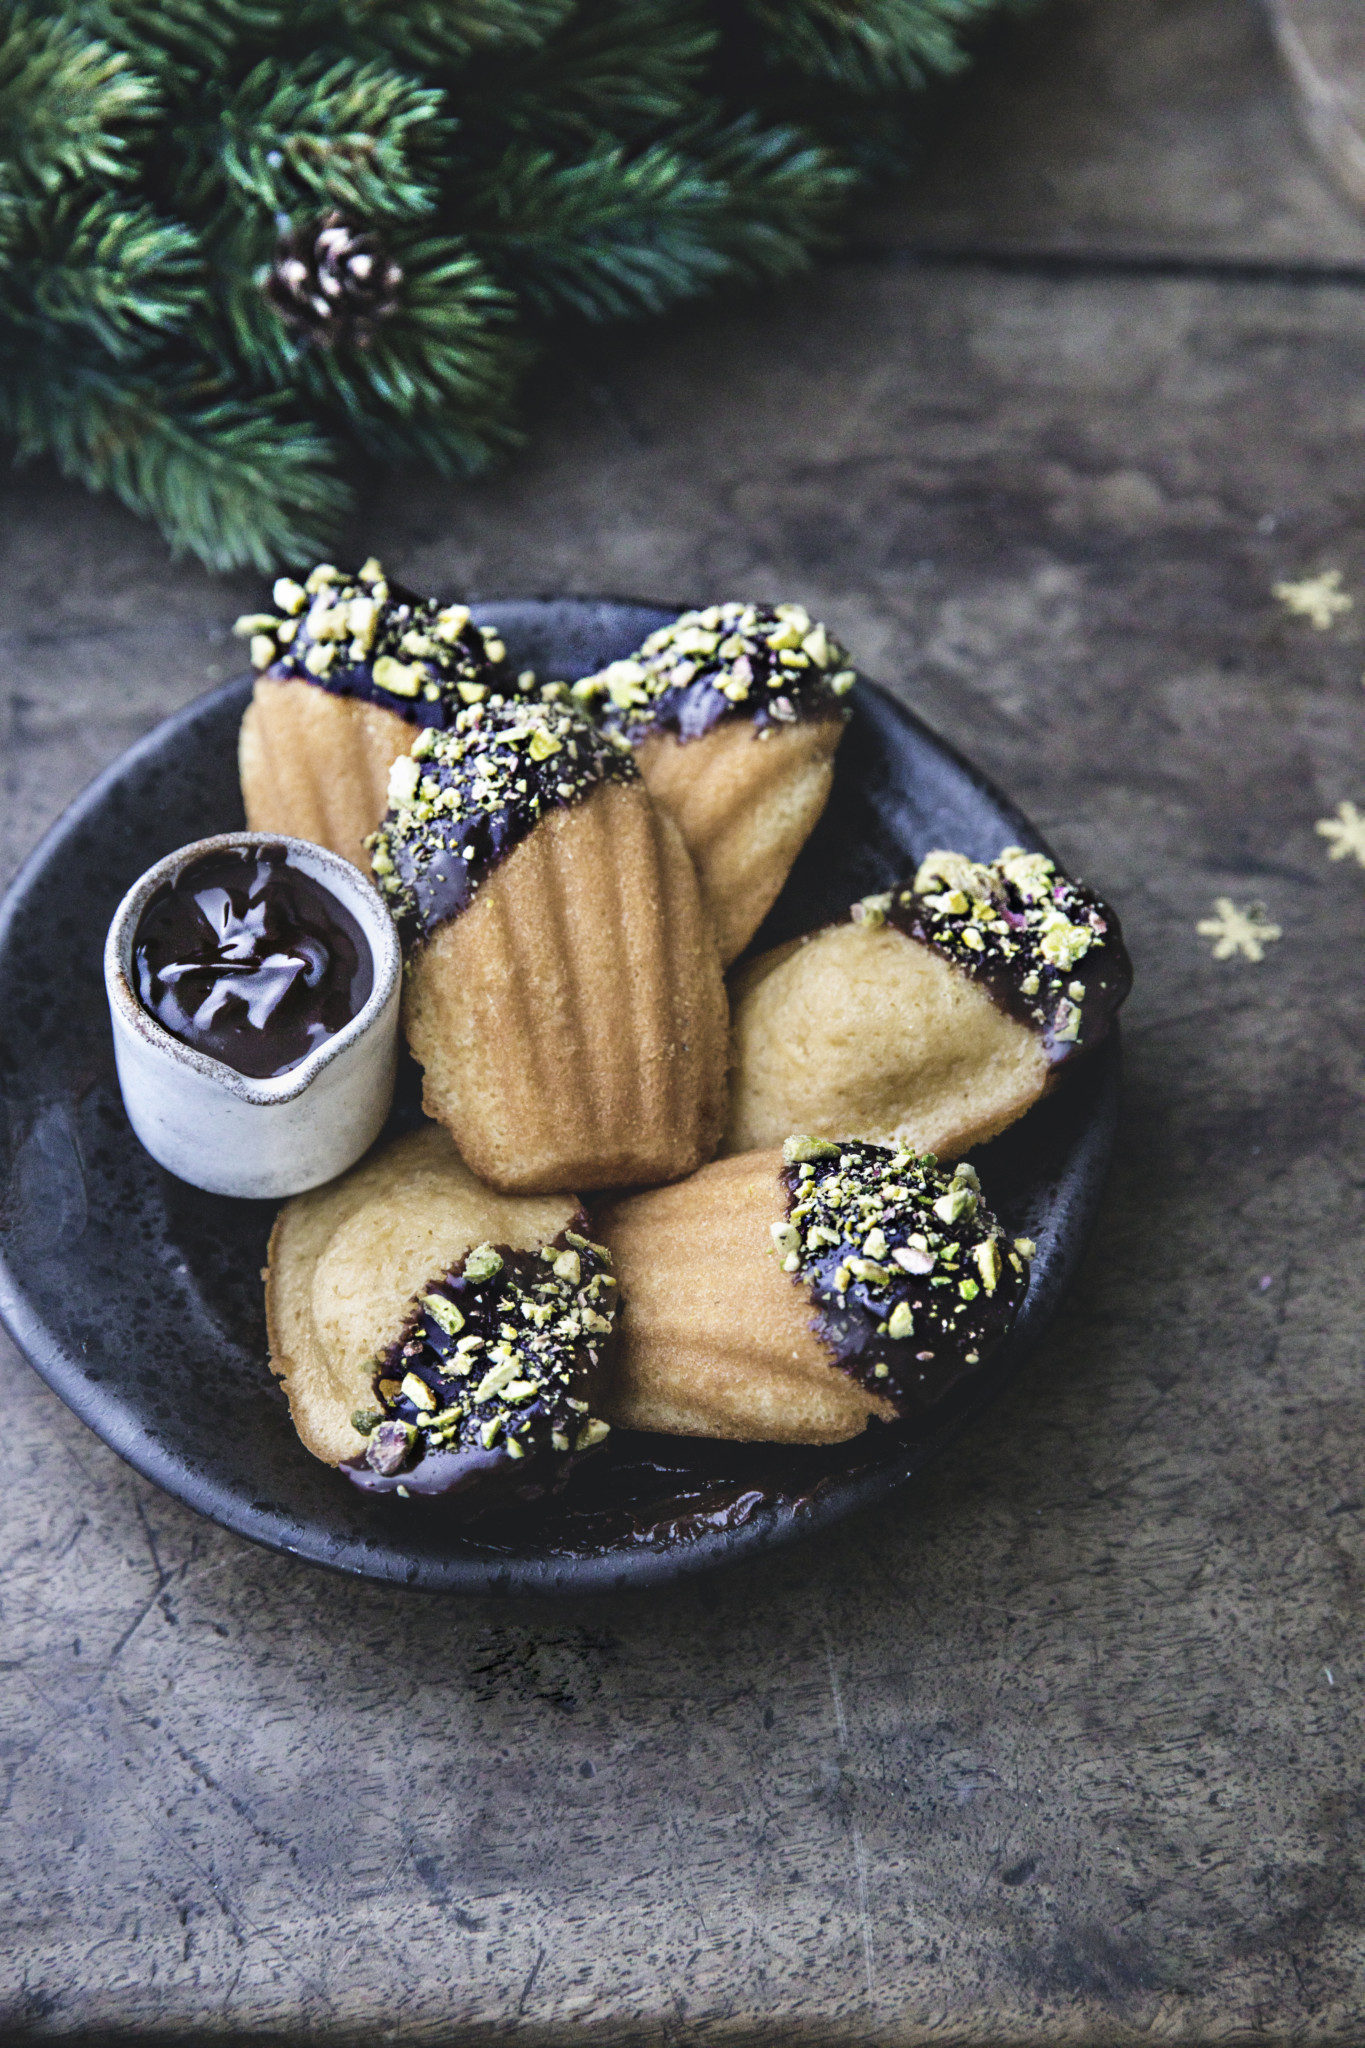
[465,1438,839,1550]
[778,1137,1030,1418]
[854,847,1131,1066]
[342,1225,617,1509]
[132,844,372,1079]
[572,601,855,744]
[368,694,638,945]
[236,560,511,731]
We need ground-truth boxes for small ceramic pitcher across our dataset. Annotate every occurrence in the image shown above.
[105,831,401,1198]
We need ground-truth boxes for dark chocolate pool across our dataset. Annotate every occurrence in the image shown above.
[132,843,373,1078]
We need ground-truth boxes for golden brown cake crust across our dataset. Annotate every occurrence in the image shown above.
[239,677,416,876]
[724,920,1050,1161]
[265,1124,578,1468]
[635,713,843,965]
[403,778,730,1195]
[595,1150,894,1444]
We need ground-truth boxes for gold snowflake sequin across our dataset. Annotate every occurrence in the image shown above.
[1272,569,1353,631]
[1197,898,1283,962]
[1315,800,1365,867]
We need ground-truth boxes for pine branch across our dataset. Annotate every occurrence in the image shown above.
[0,355,350,570]
[681,112,858,279]
[339,0,574,73]
[474,0,715,147]
[0,0,1018,566]
[745,0,996,96]
[315,390,524,477]
[9,191,201,360]
[465,140,722,320]
[467,122,850,322]
[296,233,526,470]
[206,205,301,387]
[777,93,928,180]
[0,8,155,193]
[77,0,287,89]
[0,172,22,265]
[218,54,454,223]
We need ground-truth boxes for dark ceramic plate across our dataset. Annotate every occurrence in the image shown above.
[0,600,1118,1595]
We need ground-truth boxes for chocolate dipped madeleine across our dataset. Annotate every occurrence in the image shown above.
[237,558,516,875]
[266,1124,618,1512]
[726,847,1131,1160]
[369,692,729,1195]
[596,1138,1029,1444]
[572,603,853,965]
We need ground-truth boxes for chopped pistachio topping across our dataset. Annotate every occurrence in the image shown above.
[771,1219,802,1259]
[782,1134,841,1165]
[565,1228,609,1258]
[387,754,421,808]
[367,694,638,943]
[361,1226,619,1482]
[240,558,528,731]
[973,1239,1003,1293]
[421,1292,464,1337]
[933,1183,977,1226]
[852,892,893,929]
[571,601,855,743]
[779,1139,1029,1414]
[851,845,1130,1064]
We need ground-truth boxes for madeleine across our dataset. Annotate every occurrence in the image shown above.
[573,602,852,964]
[237,557,512,876]
[266,1125,618,1509]
[369,694,729,1195]
[596,1138,1030,1444]
[726,848,1132,1160]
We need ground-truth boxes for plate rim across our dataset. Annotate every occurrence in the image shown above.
[0,599,1120,1596]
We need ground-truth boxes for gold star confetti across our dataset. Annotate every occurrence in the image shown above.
[1197,897,1283,962]
[1272,569,1353,630]
[1315,800,1365,866]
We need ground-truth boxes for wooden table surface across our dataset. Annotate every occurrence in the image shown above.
[6,1,1365,2038]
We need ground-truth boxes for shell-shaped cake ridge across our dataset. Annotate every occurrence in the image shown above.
[364,681,727,1194]
[401,779,730,1194]
[634,714,845,966]
[596,1150,891,1444]
[240,680,417,875]
[568,601,853,965]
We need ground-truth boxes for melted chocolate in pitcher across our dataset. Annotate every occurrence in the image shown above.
[133,845,373,1078]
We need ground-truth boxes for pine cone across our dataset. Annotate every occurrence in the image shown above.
[264,212,402,348]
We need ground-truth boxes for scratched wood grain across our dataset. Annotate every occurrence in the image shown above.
[5,0,1365,2039]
